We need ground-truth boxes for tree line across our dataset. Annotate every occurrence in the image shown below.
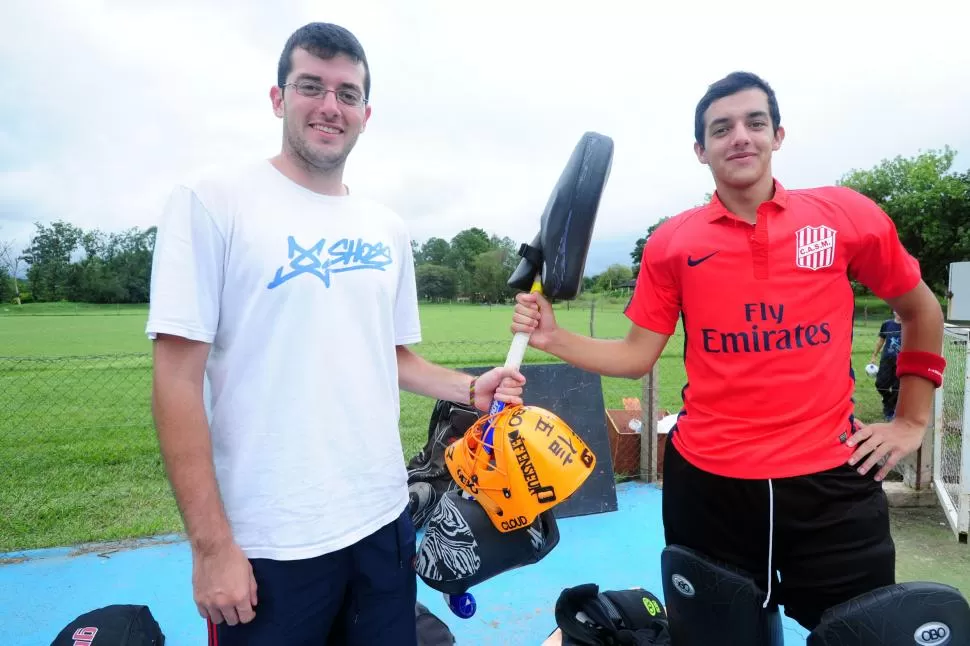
[0,222,156,305]
[1,147,967,306]
[0,219,636,306]
[411,227,642,302]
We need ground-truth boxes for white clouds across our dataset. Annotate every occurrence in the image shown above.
[1,0,969,271]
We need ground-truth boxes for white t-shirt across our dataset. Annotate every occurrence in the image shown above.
[145,160,422,561]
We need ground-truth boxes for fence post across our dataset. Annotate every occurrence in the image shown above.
[589,299,596,337]
[640,365,659,483]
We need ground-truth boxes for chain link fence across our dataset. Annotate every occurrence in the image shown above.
[0,353,154,434]
[1,342,670,551]
[934,325,970,543]
[0,341,669,481]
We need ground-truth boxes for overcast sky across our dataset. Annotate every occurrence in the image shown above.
[2,0,969,274]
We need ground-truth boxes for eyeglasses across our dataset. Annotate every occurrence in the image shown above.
[282,81,367,107]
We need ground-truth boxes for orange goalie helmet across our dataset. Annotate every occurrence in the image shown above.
[444,404,596,533]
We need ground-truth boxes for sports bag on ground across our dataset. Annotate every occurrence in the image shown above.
[406,399,480,530]
[51,604,164,646]
[416,601,457,645]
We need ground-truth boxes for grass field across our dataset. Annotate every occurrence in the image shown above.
[0,300,894,555]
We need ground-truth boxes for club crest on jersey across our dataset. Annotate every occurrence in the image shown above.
[795,225,837,271]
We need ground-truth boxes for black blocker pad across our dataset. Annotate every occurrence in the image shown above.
[660,544,784,646]
[807,581,970,646]
[508,131,614,300]
[414,490,559,596]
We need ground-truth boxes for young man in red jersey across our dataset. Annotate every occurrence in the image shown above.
[510,71,945,632]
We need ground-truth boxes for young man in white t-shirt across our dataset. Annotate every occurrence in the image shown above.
[146,22,526,646]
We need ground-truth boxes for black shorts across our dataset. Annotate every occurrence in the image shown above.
[662,433,896,632]
[208,506,418,646]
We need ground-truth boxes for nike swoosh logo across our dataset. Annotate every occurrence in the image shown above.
[687,251,719,267]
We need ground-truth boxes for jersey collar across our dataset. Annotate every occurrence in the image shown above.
[705,179,789,223]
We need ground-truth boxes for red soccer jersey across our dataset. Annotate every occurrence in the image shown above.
[625,181,922,479]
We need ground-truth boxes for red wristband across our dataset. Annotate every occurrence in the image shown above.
[895,350,946,388]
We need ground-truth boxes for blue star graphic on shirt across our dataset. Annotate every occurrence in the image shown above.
[267,236,393,289]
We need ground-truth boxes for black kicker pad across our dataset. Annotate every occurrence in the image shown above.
[508,131,614,300]
[807,581,970,646]
[462,363,618,520]
[554,583,671,645]
[414,489,559,596]
[660,544,784,646]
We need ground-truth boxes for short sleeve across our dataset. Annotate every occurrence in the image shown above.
[878,321,889,339]
[145,185,226,343]
[393,231,422,345]
[844,188,922,300]
[624,225,681,335]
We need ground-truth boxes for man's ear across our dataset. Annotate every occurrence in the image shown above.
[270,85,284,119]
[694,141,709,164]
[772,125,786,151]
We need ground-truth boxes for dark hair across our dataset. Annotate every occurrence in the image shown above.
[694,71,780,147]
[277,23,371,100]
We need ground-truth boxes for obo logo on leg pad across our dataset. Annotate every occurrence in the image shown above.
[671,574,695,598]
[915,621,951,645]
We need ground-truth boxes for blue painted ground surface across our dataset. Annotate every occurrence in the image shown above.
[1,482,810,645]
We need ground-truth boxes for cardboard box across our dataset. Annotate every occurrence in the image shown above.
[605,408,669,479]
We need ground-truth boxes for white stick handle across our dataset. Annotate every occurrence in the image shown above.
[486,282,539,422]
[504,330,531,371]
[487,329,531,417]
[503,277,542,372]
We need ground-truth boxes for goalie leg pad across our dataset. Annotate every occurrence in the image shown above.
[660,544,784,646]
[807,581,970,646]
